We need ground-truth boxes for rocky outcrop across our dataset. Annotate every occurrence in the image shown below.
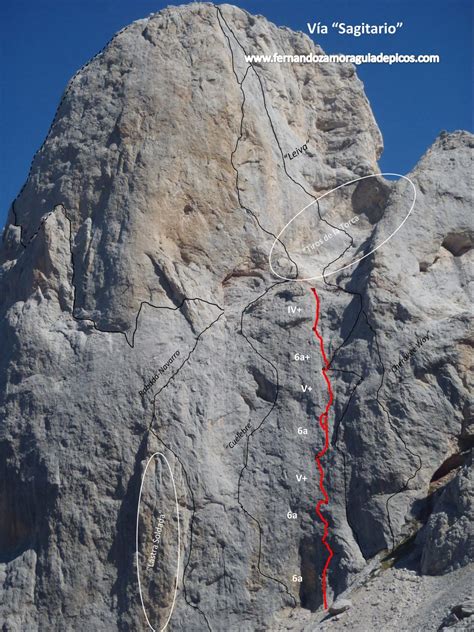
[0,3,472,631]
[419,453,473,575]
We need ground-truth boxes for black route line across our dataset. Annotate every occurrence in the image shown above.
[217,3,366,598]
[11,17,296,615]
[149,309,225,425]
[6,10,423,629]
[148,427,213,632]
[59,204,222,349]
[218,0,423,558]
[327,366,365,553]
[316,200,423,550]
[11,202,221,627]
[216,8,299,281]
[4,10,231,621]
[216,7,315,210]
[311,215,368,554]
[146,307,224,632]
[13,203,224,350]
[371,334,423,548]
[216,8,370,556]
[5,6,298,624]
[10,201,56,249]
[7,21,136,247]
[329,368,364,447]
[217,2,370,590]
[216,6,246,85]
[63,202,223,626]
[217,6,298,606]
[238,280,297,606]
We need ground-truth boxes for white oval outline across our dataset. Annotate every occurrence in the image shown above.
[268,172,416,281]
[136,452,181,632]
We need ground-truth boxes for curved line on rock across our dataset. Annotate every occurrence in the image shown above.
[216,7,299,280]
[237,280,297,606]
[217,6,297,605]
[315,197,424,552]
[10,201,220,630]
[136,452,181,632]
[148,429,213,632]
[7,20,138,244]
[268,173,417,282]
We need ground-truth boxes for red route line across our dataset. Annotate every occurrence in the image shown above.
[311,286,334,610]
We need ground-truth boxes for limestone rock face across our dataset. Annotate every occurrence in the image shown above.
[0,3,472,631]
[419,454,473,575]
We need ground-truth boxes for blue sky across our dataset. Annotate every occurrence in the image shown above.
[1,0,472,226]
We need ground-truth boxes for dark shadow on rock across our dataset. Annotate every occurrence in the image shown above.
[351,177,391,225]
[108,431,150,629]
[0,439,58,565]
[298,535,322,612]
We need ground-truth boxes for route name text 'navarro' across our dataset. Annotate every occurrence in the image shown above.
[139,350,180,397]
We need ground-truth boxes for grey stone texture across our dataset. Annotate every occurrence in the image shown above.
[0,3,472,630]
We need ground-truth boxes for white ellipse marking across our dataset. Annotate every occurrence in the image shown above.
[268,172,416,281]
[136,452,181,632]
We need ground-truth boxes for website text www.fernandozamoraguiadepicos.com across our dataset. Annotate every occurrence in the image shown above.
[244,52,440,65]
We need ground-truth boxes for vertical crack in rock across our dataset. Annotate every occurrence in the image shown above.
[1,3,472,630]
[316,198,423,552]
[148,428,213,632]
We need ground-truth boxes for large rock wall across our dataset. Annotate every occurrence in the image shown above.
[0,4,472,630]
